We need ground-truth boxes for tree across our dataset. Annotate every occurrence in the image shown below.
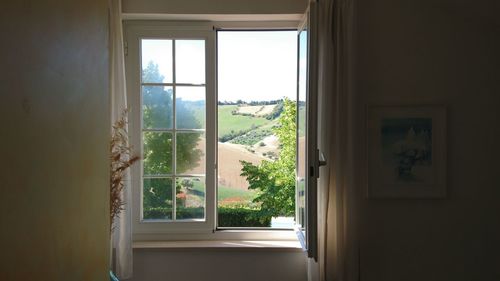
[142,62,202,214]
[240,98,296,217]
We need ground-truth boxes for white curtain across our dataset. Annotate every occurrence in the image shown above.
[310,0,357,280]
[109,0,133,279]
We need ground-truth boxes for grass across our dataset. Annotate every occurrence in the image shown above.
[218,105,270,139]
[218,185,257,202]
[192,104,278,142]
[190,180,257,205]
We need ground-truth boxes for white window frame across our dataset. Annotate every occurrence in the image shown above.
[124,21,302,242]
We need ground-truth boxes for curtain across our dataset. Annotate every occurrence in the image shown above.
[309,0,357,280]
[109,0,133,279]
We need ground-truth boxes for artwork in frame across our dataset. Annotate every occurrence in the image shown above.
[367,105,446,198]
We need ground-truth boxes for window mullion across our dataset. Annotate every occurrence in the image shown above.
[172,39,177,221]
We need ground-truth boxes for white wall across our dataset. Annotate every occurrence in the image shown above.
[355,0,500,280]
[122,0,308,15]
[129,248,307,281]
[0,1,110,280]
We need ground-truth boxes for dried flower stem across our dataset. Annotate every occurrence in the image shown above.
[110,109,139,233]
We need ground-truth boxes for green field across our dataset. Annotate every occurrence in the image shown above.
[190,180,257,205]
[218,105,270,139]
[191,103,280,143]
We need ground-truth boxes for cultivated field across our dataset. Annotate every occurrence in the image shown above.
[218,105,269,138]
[218,141,265,190]
[236,104,277,117]
[189,102,284,207]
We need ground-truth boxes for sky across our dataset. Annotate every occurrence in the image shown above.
[217,31,297,102]
[141,31,298,102]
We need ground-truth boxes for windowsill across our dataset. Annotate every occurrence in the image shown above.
[133,228,299,242]
[133,240,303,251]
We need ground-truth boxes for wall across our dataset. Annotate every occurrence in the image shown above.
[122,0,308,15]
[0,1,110,280]
[129,248,307,281]
[356,0,500,280]
[121,1,309,281]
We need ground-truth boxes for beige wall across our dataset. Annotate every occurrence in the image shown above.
[122,0,308,15]
[0,1,110,280]
[121,2,308,281]
[355,0,500,280]
[129,248,307,281]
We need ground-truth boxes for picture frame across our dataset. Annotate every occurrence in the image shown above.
[366,105,447,198]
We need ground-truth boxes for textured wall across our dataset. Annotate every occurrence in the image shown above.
[0,1,110,280]
[122,0,308,15]
[355,0,500,280]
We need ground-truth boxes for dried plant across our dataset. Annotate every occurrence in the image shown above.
[110,109,139,233]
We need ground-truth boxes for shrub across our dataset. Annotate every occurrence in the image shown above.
[265,102,284,120]
[143,207,204,220]
[218,207,271,227]
[230,129,272,146]
[240,99,296,217]
[219,128,252,142]
[143,207,271,227]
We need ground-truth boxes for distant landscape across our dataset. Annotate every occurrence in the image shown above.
[141,62,295,225]
[185,100,285,208]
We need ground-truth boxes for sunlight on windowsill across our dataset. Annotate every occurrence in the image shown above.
[133,240,302,251]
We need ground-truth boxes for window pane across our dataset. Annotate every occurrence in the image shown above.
[176,177,205,220]
[175,40,205,84]
[143,178,173,220]
[143,132,173,175]
[176,133,205,174]
[297,29,308,229]
[142,86,173,129]
[176,86,205,129]
[141,39,173,83]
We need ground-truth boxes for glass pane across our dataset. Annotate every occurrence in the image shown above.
[141,39,173,83]
[143,132,173,175]
[296,29,308,229]
[143,178,173,220]
[176,86,205,129]
[176,133,205,174]
[142,86,173,129]
[175,40,205,84]
[176,177,205,220]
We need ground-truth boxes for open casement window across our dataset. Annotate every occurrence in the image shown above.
[125,25,217,235]
[295,5,321,261]
[125,21,313,241]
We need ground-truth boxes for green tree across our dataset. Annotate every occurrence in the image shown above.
[142,62,202,214]
[240,98,297,217]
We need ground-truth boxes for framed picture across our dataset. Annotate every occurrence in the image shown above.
[367,105,447,198]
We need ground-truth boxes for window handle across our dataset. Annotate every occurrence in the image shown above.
[318,151,327,167]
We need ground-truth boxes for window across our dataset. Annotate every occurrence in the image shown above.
[141,38,207,222]
[216,30,297,229]
[126,26,216,235]
[125,21,317,244]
